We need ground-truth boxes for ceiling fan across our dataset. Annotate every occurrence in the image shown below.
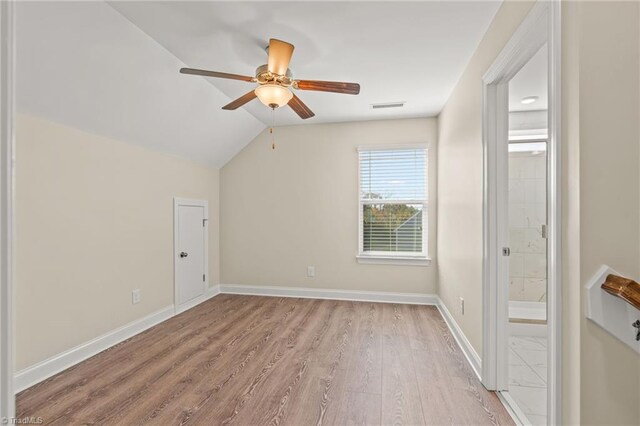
[180,38,360,120]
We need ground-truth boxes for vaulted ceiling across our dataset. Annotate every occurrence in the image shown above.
[110,1,502,126]
[16,1,264,168]
[17,1,502,167]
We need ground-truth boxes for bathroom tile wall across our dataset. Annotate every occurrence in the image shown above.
[508,151,547,302]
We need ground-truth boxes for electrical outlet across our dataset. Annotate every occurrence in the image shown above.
[132,289,141,304]
[307,266,315,278]
[459,297,465,315]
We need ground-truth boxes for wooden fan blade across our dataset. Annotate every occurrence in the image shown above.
[180,68,254,82]
[267,39,294,76]
[222,90,257,110]
[295,80,360,95]
[288,93,315,119]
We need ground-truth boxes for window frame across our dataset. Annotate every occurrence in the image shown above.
[356,144,430,266]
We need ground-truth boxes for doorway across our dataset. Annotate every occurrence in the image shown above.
[174,198,208,314]
[506,42,549,425]
[0,0,15,419]
[482,2,560,425]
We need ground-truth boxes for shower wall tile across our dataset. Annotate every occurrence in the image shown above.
[510,277,525,300]
[510,204,527,228]
[524,253,547,278]
[523,278,547,302]
[509,151,548,303]
[510,253,524,277]
[510,179,526,203]
[534,156,546,179]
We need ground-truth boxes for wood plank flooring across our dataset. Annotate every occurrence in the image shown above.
[17,295,515,425]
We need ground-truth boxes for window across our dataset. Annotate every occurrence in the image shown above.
[358,146,429,265]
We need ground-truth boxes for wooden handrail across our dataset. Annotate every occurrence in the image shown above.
[601,274,640,310]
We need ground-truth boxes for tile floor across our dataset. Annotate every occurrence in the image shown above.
[508,335,547,425]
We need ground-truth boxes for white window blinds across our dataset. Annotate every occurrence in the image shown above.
[359,149,427,201]
[358,148,428,256]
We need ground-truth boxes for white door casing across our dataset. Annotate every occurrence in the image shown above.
[177,206,205,303]
[482,1,561,424]
[0,0,15,418]
[174,198,208,313]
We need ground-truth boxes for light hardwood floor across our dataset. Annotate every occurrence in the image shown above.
[17,295,515,425]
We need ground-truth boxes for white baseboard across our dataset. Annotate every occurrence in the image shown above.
[175,285,220,315]
[14,306,173,393]
[219,284,439,305]
[14,285,221,393]
[436,297,482,381]
[15,284,485,394]
[207,284,220,298]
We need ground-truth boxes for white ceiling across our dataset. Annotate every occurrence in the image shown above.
[16,1,264,168]
[16,1,504,167]
[109,1,502,126]
[509,44,548,112]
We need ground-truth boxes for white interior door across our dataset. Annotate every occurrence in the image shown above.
[175,202,206,308]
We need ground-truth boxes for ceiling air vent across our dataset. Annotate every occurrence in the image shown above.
[370,101,406,110]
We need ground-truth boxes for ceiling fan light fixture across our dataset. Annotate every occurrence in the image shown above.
[255,84,293,108]
[180,38,359,119]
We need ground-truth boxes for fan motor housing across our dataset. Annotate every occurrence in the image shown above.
[255,64,293,86]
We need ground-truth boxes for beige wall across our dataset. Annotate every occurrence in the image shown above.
[570,2,640,424]
[16,115,220,370]
[437,0,535,355]
[438,0,640,423]
[15,2,640,423]
[220,118,437,294]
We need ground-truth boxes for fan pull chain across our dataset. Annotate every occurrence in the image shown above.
[270,107,276,150]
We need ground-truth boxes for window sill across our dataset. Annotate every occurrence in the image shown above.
[356,255,431,266]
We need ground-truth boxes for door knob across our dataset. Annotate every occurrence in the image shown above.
[180,252,188,258]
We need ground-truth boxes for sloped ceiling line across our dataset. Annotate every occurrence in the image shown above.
[108,0,502,127]
[17,1,265,168]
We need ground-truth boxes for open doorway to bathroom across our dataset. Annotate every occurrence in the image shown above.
[481,2,561,424]
[506,43,548,425]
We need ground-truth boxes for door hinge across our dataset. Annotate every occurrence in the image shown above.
[203,218,208,227]
[203,274,206,282]
[541,224,548,239]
